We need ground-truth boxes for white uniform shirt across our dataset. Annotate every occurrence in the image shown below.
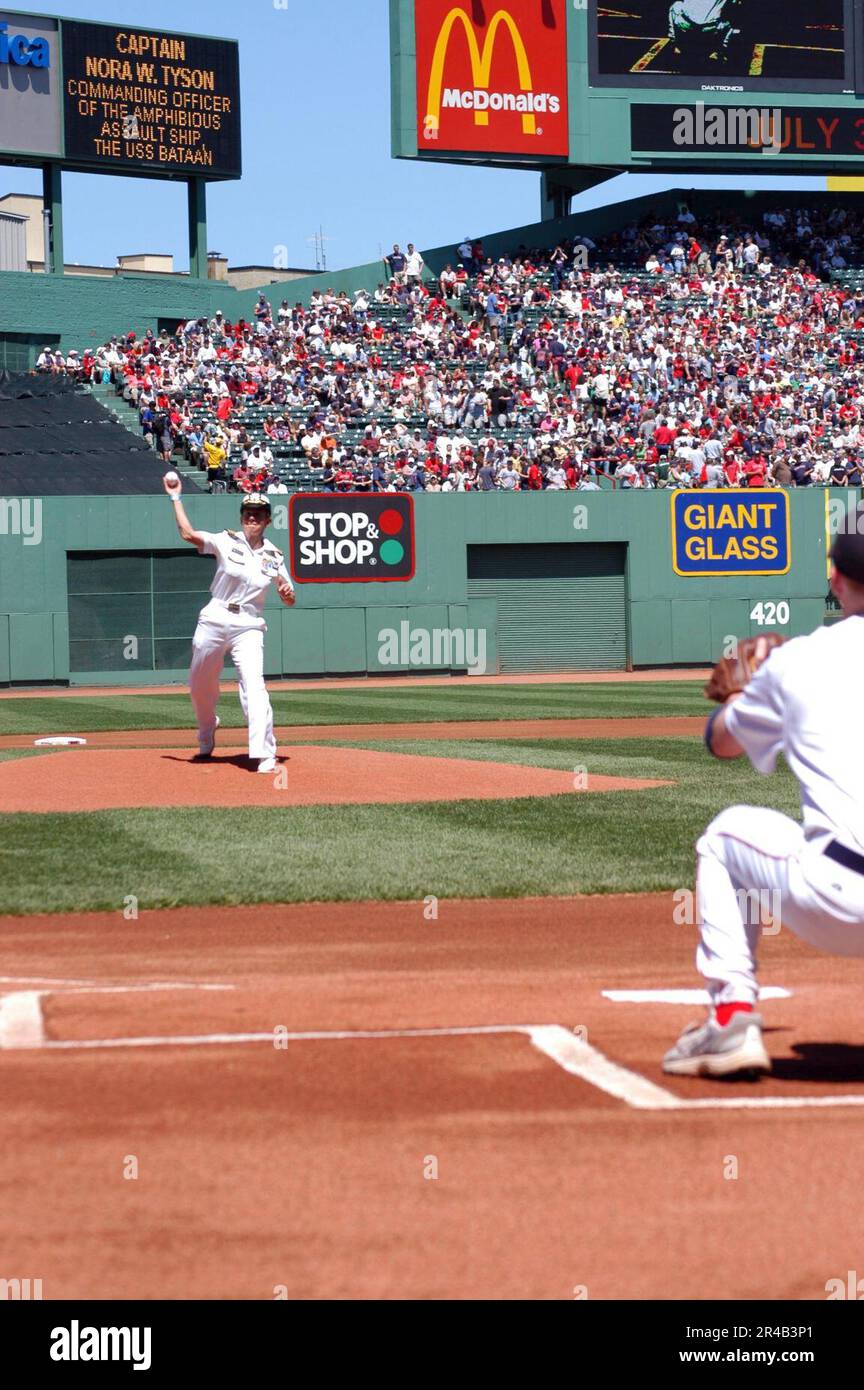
[725,616,864,852]
[198,530,293,627]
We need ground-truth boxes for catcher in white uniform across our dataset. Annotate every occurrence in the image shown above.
[163,476,295,773]
[664,514,864,1077]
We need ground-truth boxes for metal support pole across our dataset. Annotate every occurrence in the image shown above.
[42,163,64,274]
[42,209,51,273]
[188,178,208,280]
[540,173,571,222]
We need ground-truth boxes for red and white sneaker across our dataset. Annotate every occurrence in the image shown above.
[663,1010,770,1078]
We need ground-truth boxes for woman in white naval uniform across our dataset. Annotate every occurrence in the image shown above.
[163,477,295,773]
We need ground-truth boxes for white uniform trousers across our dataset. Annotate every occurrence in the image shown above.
[696,805,864,1005]
[189,616,276,762]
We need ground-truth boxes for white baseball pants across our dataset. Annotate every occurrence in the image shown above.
[696,805,864,1004]
[189,617,276,762]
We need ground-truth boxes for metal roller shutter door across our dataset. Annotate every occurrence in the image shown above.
[467,543,628,673]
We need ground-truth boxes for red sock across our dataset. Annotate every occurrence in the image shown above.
[715,1001,754,1027]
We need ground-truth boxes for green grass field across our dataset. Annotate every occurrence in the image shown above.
[0,681,800,916]
[0,681,706,735]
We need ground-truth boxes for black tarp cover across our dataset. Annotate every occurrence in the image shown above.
[0,372,200,496]
[0,370,83,398]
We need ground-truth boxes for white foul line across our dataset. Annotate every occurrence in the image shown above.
[602,987,791,1005]
[0,976,104,987]
[679,1094,864,1110]
[0,980,233,1051]
[528,1027,864,1111]
[0,977,233,991]
[47,984,234,996]
[3,1002,863,1112]
[42,1024,536,1051]
[528,1025,683,1109]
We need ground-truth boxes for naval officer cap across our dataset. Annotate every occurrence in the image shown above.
[240,493,272,513]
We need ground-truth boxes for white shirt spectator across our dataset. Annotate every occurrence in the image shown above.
[592,372,610,401]
[405,247,425,279]
[499,465,521,490]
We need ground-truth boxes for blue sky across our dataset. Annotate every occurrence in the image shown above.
[0,0,830,272]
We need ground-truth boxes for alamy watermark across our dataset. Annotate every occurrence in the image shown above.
[0,498,42,545]
[827,494,864,536]
[378,622,487,676]
[673,102,782,156]
[50,1322,151,1371]
[673,887,781,935]
[826,1270,864,1299]
[0,1277,43,1300]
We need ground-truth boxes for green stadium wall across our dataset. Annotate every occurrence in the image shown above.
[0,270,242,363]
[0,490,846,686]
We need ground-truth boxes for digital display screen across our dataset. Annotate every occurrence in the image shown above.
[590,1,850,92]
[61,20,241,178]
[631,102,864,155]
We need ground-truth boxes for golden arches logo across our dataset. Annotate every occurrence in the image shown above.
[425,7,536,136]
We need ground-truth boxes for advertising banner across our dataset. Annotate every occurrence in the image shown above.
[289,495,415,584]
[671,491,791,578]
[415,0,568,157]
[0,10,62,157]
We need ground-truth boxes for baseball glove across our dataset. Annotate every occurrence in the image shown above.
[704,634,785,703]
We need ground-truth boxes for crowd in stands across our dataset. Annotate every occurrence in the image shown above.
[39,203,864,493]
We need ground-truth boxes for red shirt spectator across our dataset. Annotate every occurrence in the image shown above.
[743,457,766,488]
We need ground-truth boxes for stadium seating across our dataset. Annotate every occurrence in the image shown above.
[42,203,864,493]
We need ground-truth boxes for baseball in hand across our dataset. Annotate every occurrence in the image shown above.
[163,471,181,496]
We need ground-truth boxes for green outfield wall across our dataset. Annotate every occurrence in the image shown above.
[0,489,850,686]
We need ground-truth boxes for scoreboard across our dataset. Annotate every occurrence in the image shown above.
[590,0,851,94]
[391,0,864,175]
[62,22,241,177]
[0,9,240,180]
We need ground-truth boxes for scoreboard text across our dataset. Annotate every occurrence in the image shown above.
[61,21,241,178]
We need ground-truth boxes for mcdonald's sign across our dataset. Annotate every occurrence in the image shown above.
[415,1,569,157]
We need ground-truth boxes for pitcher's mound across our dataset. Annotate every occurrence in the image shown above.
[1,746,670,811]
